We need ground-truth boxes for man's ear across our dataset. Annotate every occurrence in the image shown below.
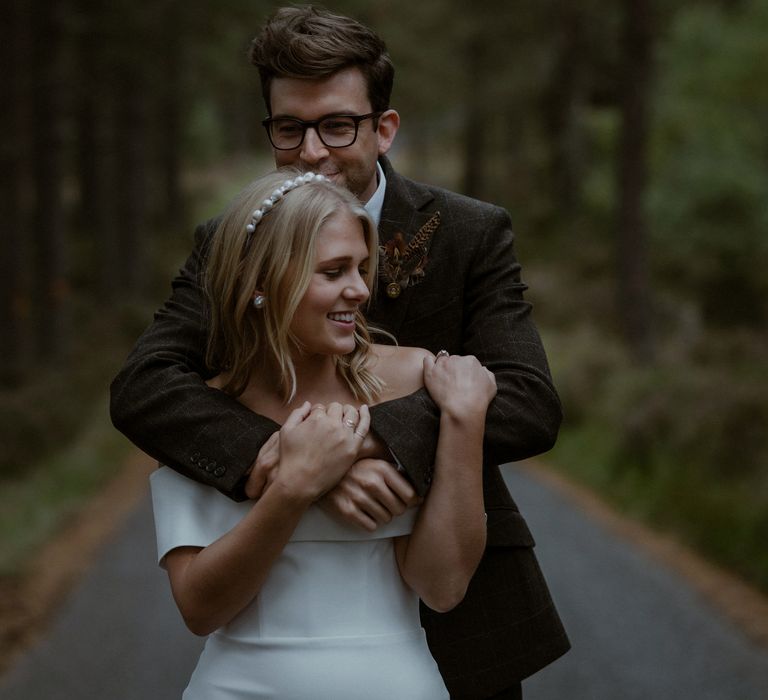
[376,109,400,156]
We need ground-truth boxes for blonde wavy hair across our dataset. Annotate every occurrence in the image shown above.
[204,168,383,404]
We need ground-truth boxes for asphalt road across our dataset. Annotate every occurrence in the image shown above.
[1,465,767,699]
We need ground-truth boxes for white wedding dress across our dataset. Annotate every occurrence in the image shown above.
[150,467,449,700]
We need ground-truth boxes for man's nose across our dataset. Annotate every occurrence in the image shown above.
[300,127,329,163]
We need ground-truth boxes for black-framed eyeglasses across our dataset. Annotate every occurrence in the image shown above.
[261,111,384,150]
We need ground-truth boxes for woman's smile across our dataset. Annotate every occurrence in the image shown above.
[327,311,356,325]
[290,210,371,357]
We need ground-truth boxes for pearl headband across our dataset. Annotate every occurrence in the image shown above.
[245,172,327,238]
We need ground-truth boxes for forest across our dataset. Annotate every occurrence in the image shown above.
[1,0,767,593]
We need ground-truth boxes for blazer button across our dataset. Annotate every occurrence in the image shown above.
[206,460,217,473]
[198,457,208,469]
[190,452,200,464]
[213,466,226,478]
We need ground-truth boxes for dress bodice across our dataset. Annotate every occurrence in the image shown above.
[151,467,420,640]
[150,467,448,699]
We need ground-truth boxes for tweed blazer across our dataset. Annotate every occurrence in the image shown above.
[367,159,569,697]
[110,157,569,697]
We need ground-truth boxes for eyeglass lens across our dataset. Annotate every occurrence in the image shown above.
[270,116,359,149]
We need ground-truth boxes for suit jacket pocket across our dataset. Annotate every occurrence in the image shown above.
[486,506,536,548]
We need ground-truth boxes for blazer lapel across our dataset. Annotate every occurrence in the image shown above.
[371,158,438,338]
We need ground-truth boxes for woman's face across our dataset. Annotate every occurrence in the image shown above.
[289,210,371,358]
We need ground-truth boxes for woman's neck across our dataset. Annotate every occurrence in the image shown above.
[240,352,356,422]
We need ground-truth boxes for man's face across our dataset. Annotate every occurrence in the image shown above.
[267,67,399,203]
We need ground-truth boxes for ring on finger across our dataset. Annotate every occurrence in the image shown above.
[354,430,366,438]
[344,418,356,429]
[436,349,449,359]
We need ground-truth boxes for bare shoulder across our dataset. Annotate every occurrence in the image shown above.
[370,344,434,401]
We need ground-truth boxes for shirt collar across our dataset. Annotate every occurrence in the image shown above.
[363,162,386,228]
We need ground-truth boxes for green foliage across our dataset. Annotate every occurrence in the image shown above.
[0,406,131,576]
[548,321,768,590]
[551,321,768,478]
[543,1,768,593]
[0,312,137,480]
[650,0,768,326]
[580,108,620,230]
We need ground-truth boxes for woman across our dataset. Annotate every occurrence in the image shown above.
[150,169,496,698]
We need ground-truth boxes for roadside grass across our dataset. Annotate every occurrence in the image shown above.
[545,323,768,594]
[0,404,133,578]
[551,427,768,592]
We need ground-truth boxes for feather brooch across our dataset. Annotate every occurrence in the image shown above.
[379,211,440,298]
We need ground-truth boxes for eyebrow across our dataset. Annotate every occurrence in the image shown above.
[317,256,369,266]
[270,110,362,121]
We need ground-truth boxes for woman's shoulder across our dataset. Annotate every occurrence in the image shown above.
[370,344,434,401]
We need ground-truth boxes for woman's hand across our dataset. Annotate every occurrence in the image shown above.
[423,353,497,419]
[273,402,371,503]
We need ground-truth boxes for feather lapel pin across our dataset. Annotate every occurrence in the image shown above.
[379,211,440,298]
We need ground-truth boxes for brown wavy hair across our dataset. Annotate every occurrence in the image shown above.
[250,5,394,115]
[204,168,383,404]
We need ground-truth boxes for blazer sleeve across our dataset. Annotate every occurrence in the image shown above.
[109,220,279,501]
[465,205,562,465]
[369,389,439,497]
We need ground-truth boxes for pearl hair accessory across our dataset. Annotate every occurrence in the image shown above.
[252,294,266,309]
[245,172,328,236]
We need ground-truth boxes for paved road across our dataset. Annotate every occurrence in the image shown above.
[0,493,204,700]
[509,468,768,700]
[2,465,767,699]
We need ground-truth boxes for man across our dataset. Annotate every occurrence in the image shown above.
[110,6,569,698]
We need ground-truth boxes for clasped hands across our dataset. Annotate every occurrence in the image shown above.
[245,401,419,530]
[245,352,495,530]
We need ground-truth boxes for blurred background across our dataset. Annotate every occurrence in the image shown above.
[1,0,767,683]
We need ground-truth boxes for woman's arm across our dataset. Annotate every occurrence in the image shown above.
[165,478,309,636]
[164,403,370,635]
[394,355,496,612]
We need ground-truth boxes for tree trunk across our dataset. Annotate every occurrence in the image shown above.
[31,0,68,361]
[114,66,149,297]
[0,0,32,383]
[159,0,184,224]
[462,34,487,199]
[616,0,655,362]
[543,3,586,219]
[75,0,117,300]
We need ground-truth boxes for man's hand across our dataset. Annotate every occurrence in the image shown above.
[318,458,421,531]
[245,431,280,500]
